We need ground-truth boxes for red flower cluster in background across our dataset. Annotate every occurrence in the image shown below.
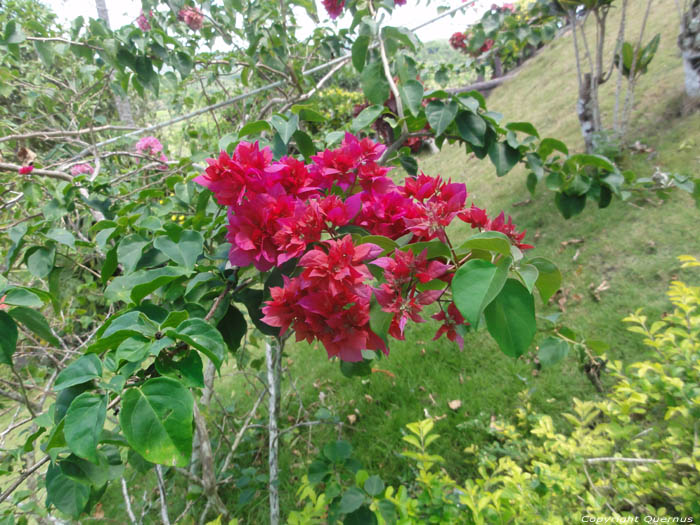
[450,32,467,51]
[178,6,204,30]
[480,38,495,54]
[196,133,533,361]
[136,10,152,32]
[322,0,406,20]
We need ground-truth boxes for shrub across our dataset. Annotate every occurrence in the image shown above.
[291,256,700,523]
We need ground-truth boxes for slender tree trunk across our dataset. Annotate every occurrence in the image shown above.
[679,0,700,99]
[266,338,282,525]
[94,0,136,125]
[578,73,597,153]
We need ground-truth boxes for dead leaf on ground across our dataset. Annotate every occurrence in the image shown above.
[631,140,654,154]
[364,394,373,404]
[434,414,447,421]
[347,414,357,424]
[17,147,36,166]
[572,248,581,262]
[448,400,462,410]
[589,280,610,302]
[559,238,584,251]
[428,393,437,406]
[513,198,532,207]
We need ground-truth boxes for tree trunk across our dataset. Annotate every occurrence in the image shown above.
[577,73,597,153]
[679,0,700,99]
[94,0,136,125]
[266,338,282,525]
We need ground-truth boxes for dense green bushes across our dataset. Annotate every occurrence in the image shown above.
[290,257,700,523]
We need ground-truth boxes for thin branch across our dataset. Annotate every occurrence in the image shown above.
[585,456,663,465]
[0,125,138,144]
[155,465,171,525]
[0,455,50,504]
[0,162,72,182]
[120,477,138,525]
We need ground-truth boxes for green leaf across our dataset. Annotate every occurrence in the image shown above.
[345,505,378,525]
[352,105,384,133]
[364,475,385,496]
[369,294,392,347]
[398,154,418,175]
[340,488,365,514]
[64,393,107,464]
[457,231,512,256]
[484,279,536,358]
[0,311,18,366]
[238,120,271,137]
[488,141,521,177]
[217,304,247,353]
[555,192,587,219]
[236,288,279,336]
[537,337,570,367]
[324,440,352,463]
[399,241,451,259]
[3,21,26,44]
[538,137,568,158]
[340,359,372,378]
[293,130,315,161]
[27,245,56,279]
[517,264,539,293]
[46,227,76,249]
[102,246,118,284]
[8,306,60,346]
[120,377,193,467]
[425,100,458,137]
[506,121,540,138]
[55,355,102,391]
[105,266,187,304]
[527,257,561,303]
[270,113,299,145]
[174,51,193,78]
[564,153,616,173]
[361,61,390,105]
[456,111,487,147]
[399,79,424,117]
[153,230,204,271]
[452,259,509,327]
[155,350,204,388]
[117,234,148,274]
[167,318,226,370]
[45,463,90,519]
[352,35,370,72]
[34,40,54,66]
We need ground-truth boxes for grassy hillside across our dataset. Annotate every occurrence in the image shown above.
[250,0,700,518]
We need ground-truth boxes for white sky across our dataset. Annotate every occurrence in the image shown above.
[41,0,495,43]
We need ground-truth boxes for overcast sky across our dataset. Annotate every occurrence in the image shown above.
[41,0,495,43]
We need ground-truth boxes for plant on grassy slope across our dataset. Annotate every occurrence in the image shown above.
[293,257,700,522]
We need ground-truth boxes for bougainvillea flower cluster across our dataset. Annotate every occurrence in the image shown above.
[136,11,152,32]
[18,165,34,174]
[450,32,467,51]
[196,133,534,361]
[322,0,406,20]
[135,136,163,156]
[70,163,94,176]
[459,205,533,250]
[178,7,204,30]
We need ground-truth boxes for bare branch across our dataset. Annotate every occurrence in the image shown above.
[0,162,73,182]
